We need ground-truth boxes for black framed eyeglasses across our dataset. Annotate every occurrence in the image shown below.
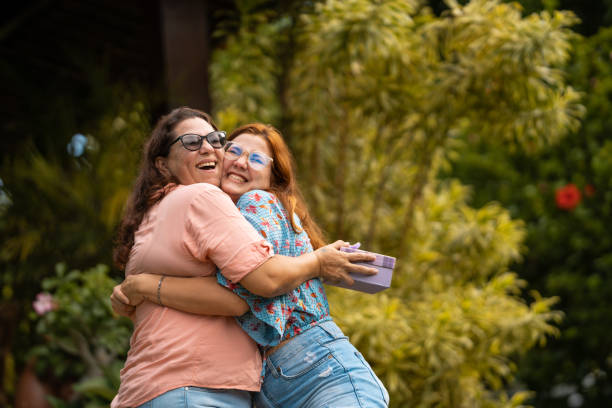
[170,131,227,151]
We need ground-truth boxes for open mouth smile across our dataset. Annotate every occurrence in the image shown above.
[196,161,217,170]
[227,173,248,183]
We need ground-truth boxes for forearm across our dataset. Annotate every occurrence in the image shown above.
[239,252,320,297]
[237,241,378,298]
[128,274,249,316]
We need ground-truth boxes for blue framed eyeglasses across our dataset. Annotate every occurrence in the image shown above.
[170,131,227,151]
[224,142,273,170]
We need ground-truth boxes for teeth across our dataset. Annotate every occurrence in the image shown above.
[229,174,247,183]
[197,162,216,169]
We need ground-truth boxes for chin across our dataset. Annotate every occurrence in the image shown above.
[223,186,247,200]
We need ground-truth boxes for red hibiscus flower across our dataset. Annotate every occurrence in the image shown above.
[555,183,581,211]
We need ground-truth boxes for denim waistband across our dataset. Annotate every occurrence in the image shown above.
[266,320,347,367]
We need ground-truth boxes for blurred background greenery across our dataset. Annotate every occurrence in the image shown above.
[1,1,611,407]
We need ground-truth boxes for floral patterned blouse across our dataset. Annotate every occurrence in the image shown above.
[217,190,331,347]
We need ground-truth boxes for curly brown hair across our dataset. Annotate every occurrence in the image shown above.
[228,123,326,249]
[113,107,217,270]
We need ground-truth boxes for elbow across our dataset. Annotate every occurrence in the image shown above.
[240,260,288,297]
[250,278,285,298]
[234,301,250,316]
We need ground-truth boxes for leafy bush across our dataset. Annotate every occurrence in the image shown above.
[29,264,131,407]
[449,26,612,407]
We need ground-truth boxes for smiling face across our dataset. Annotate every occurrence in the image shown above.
[221,133,273,202]
[157,117,224,186]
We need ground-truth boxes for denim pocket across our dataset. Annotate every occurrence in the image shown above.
[274,349,340,380]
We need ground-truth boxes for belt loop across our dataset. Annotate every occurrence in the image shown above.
[317,320,343,339]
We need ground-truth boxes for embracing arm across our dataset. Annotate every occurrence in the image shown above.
[110,274,249,317]
[111,186,376,316]
[229,191,377,297]
[110,242,376,317]
[240,240,377,297]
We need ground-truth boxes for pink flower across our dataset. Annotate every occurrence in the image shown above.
[555,184,581,211]
[32,292,57,315]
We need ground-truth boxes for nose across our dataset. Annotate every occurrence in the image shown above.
[233,153,249,168]
[198,139,215,154]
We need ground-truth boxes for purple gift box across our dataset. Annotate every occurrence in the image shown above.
[325,247,395,294]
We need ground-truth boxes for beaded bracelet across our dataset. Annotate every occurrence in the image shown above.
[157,276,166,307]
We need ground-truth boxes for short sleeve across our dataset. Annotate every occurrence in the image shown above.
[183,184,273,282]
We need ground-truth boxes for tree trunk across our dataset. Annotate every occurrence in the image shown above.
[15,361,51,408]
[160,0,212,111]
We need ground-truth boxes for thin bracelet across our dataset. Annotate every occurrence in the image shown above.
[157,276,166,307]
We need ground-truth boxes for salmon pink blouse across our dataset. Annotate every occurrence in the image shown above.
[111,183,273,408]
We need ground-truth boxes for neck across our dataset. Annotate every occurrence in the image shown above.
[228,192,240,203]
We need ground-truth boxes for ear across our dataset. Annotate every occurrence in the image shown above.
[155,156,171,178]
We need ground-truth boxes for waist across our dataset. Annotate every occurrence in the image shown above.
[119,307,262,404]
[266,319,340,357]
[130,305,260,365]
[267,337,292,356]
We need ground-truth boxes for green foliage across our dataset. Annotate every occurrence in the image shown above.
[29,264,131,407]
[210,0,581,406]
[1,98,149,269]
[330,181,562,408]
[0,79,150,403]
[449,25,612,407]
[210,0,287,129]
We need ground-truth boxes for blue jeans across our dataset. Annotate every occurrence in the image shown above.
[255,320,389,408]
[136,386,252,408]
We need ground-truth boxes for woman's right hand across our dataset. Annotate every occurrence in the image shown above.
[314,240,378,285]
[110,274,156,317]
[110,284,136,317]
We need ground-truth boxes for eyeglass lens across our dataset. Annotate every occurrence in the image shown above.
[180,131,226,151]
[225,143,271,169]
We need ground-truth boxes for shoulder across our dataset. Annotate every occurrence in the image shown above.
[236,190,281,210]
[182,183,226,197]
[172,183,232,206]
[171,183,239,220]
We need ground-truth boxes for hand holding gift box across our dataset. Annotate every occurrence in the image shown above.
[325,243,395,294]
